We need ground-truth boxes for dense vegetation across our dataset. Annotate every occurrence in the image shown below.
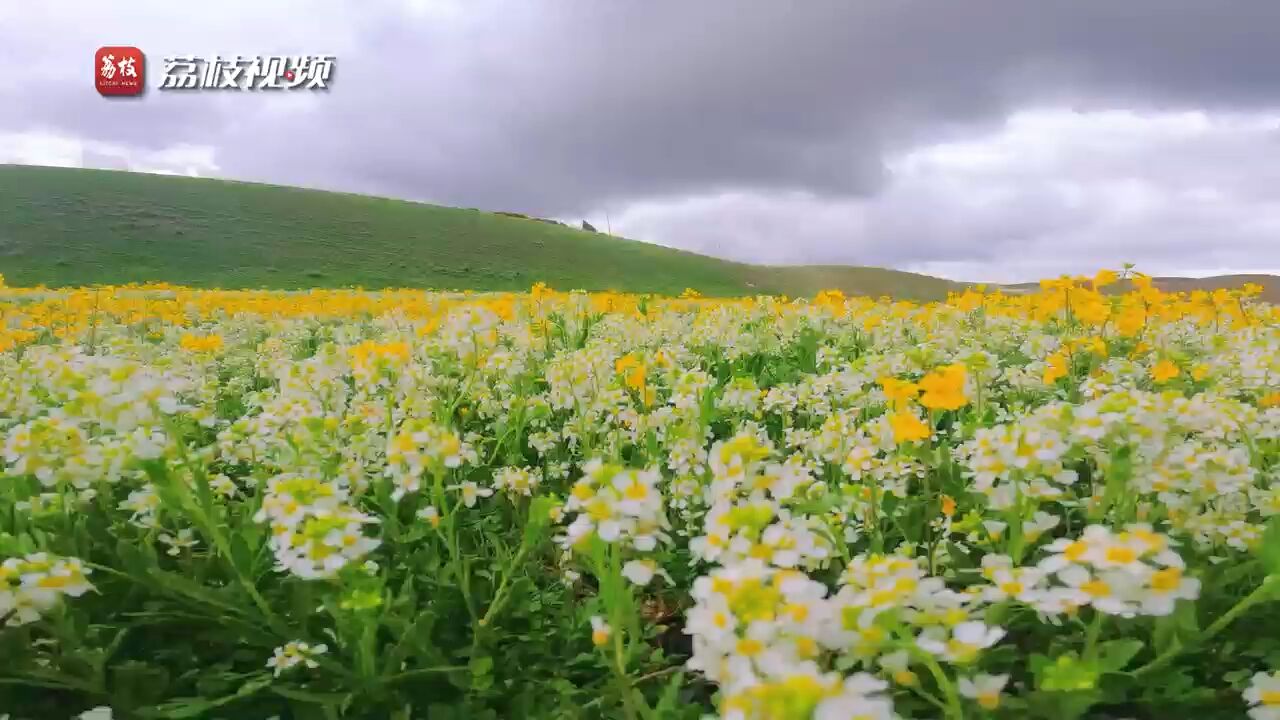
[1,273,1278,719]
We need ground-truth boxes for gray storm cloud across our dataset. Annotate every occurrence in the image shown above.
[3,0,1280,279]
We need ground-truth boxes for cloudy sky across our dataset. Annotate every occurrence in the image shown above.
[4,1,1280,282]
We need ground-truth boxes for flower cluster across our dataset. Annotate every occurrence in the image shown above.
[0,553,94,626]
[562,459,668,549]
[1032,525,1200,617]
[254,474,381,579]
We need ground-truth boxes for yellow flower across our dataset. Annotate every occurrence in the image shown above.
[1116,306,1146,337]
[918,364,968,411]
[888,409,930,444]
[879,377,920,409]
[179,333,224,353]
[614,355,646,391]
[941,495,957,517]
[1043,352,1069,384]
[1150,360,1180,384]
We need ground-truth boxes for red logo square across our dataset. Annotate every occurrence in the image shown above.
[95,46,145,96]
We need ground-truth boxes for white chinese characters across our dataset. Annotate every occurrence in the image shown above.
[159,55,335,90]
[99,54,137,80]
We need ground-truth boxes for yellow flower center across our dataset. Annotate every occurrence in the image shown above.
[623,482,649,501]
[1149,568,1182,593]
[1105,546,1139,564]
[785,603,809,622]
[1081,579,1111,597]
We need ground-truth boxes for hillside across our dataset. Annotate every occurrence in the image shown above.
[1141,274,1280,304]
[0,166,961,301]
[0,166,1272,302]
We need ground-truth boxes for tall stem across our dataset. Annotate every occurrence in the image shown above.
[916,651,964,720]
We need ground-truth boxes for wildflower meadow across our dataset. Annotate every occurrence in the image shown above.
[1,271,1278,719]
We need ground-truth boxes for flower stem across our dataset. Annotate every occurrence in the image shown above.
[910,647,964,720]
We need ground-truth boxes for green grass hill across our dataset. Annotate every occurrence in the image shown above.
[0,166,961,300]
[1,165,1274,302]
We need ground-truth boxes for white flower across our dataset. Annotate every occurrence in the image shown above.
[590,615,612,646]
[416,505,440,527]
[451,481,493,508]
[982,565,1046,603]
[917,621,1006,664]
[684,600,738,649]
[1023,511,1061,542]
[1244,671,1280,720]
[267,641,328,676]
[1058,566,1142,617]
[959,673,1009,710]
[1138,566,1200,616]
[878,649,917,686]
[493,466,541,496]
[158,528,199,557]
[622,559,657,586]
[813,673,897,720]
[1039,529,1101,574]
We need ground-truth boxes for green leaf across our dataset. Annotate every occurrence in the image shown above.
[146,568,249,618]
[1096,639,1143,673]
[654,670,686,714]
[229,531,255,576]
[469,655,494,677]
[1025,688,1103,720]
[1261,517,1280,576]
[946,541,978,571]
[138,674,271,718]
[116,538,156,577]
[1153,599,1198,655]
[271,686,351,706]
[111,660,171,711]
[469,654,495,691]
[524,496,557,542]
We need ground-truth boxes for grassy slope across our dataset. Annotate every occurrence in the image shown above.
[1,166,1272,302]
[0,166,754,296]
[745,265,964,300]
[1143,275,1280,304]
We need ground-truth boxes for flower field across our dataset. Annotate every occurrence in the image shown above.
[1,272,1279,720]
